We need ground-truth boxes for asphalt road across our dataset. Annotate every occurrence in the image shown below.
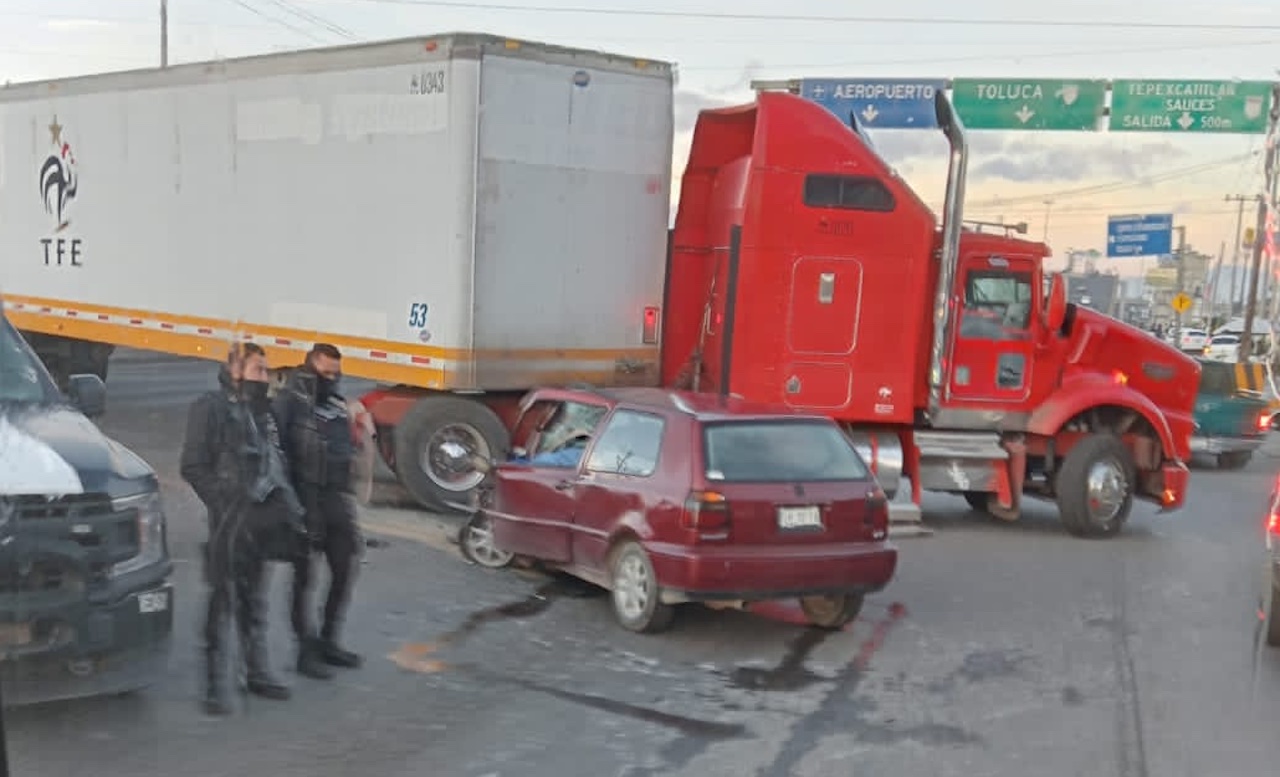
[6,349,1280,777]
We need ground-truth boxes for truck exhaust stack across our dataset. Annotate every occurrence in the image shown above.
[927,90,968,420]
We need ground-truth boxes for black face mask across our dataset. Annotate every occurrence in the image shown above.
[315,374,340,400]
[241,380,270,410]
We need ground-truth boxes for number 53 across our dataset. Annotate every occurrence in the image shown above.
[408,302,429,328]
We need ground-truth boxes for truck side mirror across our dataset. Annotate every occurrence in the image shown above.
[67,373,107,418]
[1044,274,1067,334]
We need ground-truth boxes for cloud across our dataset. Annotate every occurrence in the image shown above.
[44,19,117,32]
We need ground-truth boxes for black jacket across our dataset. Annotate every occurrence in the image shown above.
[180,367,304,526]
[273,369,354,491]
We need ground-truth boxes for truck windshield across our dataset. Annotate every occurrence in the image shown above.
[0,318,56,404]
[701,420,871,483]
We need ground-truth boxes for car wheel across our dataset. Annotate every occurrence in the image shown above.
[1219,451,1253,470]
[1265,578,1280,648]
[799,594,864,629]
[1056,434,1135,538]
[459,512,514,569]
[609,541,674,634]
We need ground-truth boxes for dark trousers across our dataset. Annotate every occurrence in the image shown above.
[291,485,361,644]
[203,499,278,676]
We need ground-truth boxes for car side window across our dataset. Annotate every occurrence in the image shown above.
[586,410,665,477]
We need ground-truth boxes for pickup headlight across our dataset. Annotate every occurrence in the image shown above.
[111,491,167,577]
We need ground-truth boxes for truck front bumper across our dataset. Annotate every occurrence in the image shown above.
[1189,435,1266,455]
[1156,460,1190,512]
[0,570,174,707]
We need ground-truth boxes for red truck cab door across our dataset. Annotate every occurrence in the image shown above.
[949,256,1038,404]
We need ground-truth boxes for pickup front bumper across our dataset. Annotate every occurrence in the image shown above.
[0,568,174,707]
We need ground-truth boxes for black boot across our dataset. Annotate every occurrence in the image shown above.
[203,648,231,716]
[297,638,336,680]
[319,639,363,669]
[244,631,291,701]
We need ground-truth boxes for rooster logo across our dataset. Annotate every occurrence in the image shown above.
[39,116,78,232]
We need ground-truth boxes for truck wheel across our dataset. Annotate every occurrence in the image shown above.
[799,593,863,629]
[610,541,675,633]
[1056,434,1135,538]
[1218,451,1253,470]
[393,396,510,512]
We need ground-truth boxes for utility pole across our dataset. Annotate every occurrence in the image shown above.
[1042,199,1053,243]
[1239,84,1280,364]
[1173,225,1187,335]
[160,0,169,68]
[1206,241,1225,327]
[1226,193,1257,316]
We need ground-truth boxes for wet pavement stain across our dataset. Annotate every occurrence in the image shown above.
[926,647,1032,695]
[388,576,596,674]
[727,627,835,691]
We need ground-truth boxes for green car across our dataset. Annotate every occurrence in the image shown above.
[1189,359,1272,469]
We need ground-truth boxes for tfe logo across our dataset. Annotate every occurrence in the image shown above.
[37,115,83,268]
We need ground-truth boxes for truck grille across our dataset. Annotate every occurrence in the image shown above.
[0,494,138,595]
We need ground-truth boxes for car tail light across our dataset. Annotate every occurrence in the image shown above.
[682,490,729,535]
[1259,413,1273,432]
[642,306,660,344]
[864,489,889,535]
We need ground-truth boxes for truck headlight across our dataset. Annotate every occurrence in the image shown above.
[111,492,167,577]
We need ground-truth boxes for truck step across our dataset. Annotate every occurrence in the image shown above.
[913,431,1007,495]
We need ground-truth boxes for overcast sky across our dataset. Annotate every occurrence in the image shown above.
[3,0,1277,272]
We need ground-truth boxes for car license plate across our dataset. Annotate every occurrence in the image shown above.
[777,505,822,531]
[138,591,169,614]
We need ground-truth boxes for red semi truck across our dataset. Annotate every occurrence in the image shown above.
[0,34,1198,537]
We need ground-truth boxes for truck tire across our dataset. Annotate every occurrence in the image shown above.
[1218,451,1252,470]
[962,491,988,511]
[392,395,510,512]
[1055,434,1135,538]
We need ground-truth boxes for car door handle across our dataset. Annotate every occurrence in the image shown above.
[554,479,574,491]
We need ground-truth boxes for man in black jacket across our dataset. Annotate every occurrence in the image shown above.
[275,343,363,679]
[180,343,308,715]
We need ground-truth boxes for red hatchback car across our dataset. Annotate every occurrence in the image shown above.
[478,387,898,633]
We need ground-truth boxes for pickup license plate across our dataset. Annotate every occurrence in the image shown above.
[777,505,822,531]
[0,623,33,649]
[138,591,169,614]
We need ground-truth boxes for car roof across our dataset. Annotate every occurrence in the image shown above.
[553,387,835,424]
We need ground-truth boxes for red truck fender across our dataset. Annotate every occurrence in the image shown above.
[1026,373,1180,462]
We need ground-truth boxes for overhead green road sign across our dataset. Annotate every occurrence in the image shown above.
[1109,80,1273,134]
[951,78,1107,130]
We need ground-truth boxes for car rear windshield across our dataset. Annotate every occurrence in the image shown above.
[701,420,871,483]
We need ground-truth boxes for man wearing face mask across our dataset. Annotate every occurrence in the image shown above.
[180,342,308,715]
[274,343,363,679]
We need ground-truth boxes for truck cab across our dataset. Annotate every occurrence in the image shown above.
[663,90,1198,537]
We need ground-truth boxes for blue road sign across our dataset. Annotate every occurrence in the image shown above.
[1106,213,1174,258]
[799,78,946,130]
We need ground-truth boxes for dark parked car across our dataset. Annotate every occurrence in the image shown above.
[0,309,172,705]
[477,387,898,633]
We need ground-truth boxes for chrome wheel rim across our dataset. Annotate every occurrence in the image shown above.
[463,515,512,568]
[1085,458,1127,523]
[422,423,490,492]
[613,552,651,621]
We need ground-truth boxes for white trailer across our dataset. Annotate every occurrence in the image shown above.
[0,33,675,509]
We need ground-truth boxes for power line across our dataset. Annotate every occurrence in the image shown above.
[680,38,1280,72]
[314,0,1280,32]
[223,0,328,43]
[968,152,1258,208]
[262,0,358,39]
